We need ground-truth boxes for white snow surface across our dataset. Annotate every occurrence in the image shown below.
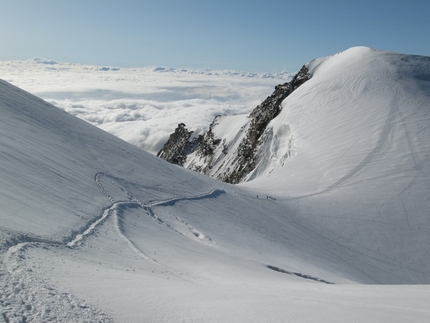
[0,59,292,154]
[1,47,430,322]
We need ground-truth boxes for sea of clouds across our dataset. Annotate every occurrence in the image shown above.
[0,58,293,154]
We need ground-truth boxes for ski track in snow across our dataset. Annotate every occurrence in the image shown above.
[0,172,222,322]
[66,172,221,268]
[93,174,338,285]
[0,242,114,323]
[94,172,219,245]
[0,170,346,322]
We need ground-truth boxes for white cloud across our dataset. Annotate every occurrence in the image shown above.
[0,59,293,154]
[49,97,257,153]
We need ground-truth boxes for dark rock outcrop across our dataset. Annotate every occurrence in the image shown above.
[156,123,202,166]
[157,65,311,183]
[222,65,310,183]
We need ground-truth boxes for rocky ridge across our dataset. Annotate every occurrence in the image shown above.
[156,123,202,166]
[157,65,311,183]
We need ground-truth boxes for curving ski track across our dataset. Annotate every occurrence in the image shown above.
[0,172,222,322]
[94,172,220,245]
[1,171,342,322]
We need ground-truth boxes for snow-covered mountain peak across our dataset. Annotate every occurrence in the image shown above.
[252,47,430,192]
[158,47,430,189]
[305,47,366,78]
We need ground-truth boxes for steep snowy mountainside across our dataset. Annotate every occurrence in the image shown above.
[0,79,217,243]
[248,46,430,192]
[244,46,430,285]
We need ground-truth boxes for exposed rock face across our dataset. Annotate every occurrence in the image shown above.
[188,116,223,172]
[222,65,310,183]
[157,66,311,183]
[156,123,201,166]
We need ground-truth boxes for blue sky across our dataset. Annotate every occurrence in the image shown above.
[1,0,429,72]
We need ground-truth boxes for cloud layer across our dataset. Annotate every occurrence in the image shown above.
[0,59,293,153]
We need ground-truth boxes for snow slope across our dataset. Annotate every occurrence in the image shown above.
[1,47,430,322]
[244,46,430,283]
